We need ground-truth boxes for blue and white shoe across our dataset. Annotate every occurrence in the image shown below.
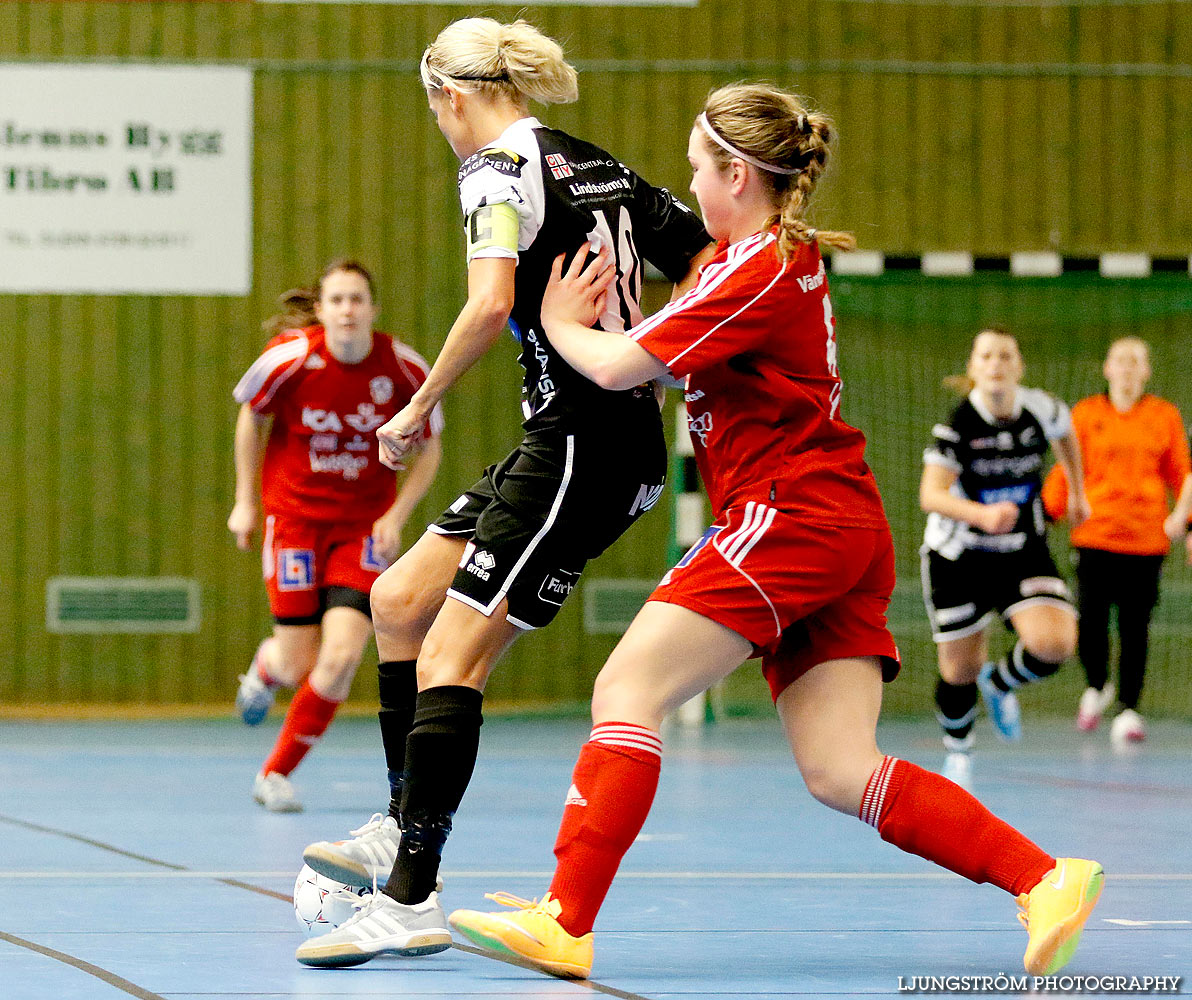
[977,661,1022,742]
[236,639,277,726]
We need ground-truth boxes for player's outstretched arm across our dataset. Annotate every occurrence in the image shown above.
[377,258,514,469]
[540,247,668,392]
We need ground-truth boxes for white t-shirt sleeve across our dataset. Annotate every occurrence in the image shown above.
[1021,387,1072,440]
[457,147,545,262]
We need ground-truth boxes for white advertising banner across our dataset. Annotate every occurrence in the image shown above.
[0,64,253,295]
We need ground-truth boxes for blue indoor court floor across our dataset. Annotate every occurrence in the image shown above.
[1,713,1188,1000]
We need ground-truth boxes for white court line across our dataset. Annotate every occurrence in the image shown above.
[2,870,1191,881]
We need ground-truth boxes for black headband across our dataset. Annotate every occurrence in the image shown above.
[440,69,511,83]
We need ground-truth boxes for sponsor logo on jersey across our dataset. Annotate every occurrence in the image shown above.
[978,484,1033,505]
[688,410,713,446]
[460,147,527,181]
[345,403,386,433]
[568,178,631,197]
[277,549,315,590]
[797,260,827,293]
[538,569,579,606]
[302,407,343,433]
[971,453,1041,478]
[309,450,369,480]
[361,536,389,573]
[564,783,587,807]
[570,157,617,171]
[524,329,557,411]
[309,433,337,451]
[303,353,326,369]
[545,152,573,179]
[629,483,665,517]
[370,376,394,405]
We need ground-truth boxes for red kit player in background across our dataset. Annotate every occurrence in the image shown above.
[227,260,443,812]
[449,83,1104,979]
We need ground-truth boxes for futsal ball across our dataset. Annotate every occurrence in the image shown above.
[293,863,372,937]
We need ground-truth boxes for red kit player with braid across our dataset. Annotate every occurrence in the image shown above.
[449,83,1103,979]
[228,260,443,813]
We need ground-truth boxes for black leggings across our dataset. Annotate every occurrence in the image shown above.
[1075,548,1164,711]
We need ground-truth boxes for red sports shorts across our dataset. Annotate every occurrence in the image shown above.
[649,500,901,701]
[262,513,389,621]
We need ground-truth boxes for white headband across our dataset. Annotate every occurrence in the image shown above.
[696,112,799,176]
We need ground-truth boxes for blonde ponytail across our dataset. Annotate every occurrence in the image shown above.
[420,18,578,106]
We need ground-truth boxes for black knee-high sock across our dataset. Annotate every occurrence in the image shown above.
[935,679,978,745]
[383,685,484,905]
[377,659,418,823]
[986,641,1061,693]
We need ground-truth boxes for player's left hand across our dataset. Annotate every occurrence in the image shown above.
[371,512,404,564]
[541,243,614,329]
[1068,491,1092,528]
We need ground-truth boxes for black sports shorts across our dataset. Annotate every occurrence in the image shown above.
[429,428,666,629]
[920,541,1075,642]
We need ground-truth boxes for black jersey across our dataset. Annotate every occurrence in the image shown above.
[457,117,710,434]
[923,387,1072,560]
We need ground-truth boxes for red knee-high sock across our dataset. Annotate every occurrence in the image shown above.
[861,756,1054,896]
[548,722,663,937]
[261,678,341,777]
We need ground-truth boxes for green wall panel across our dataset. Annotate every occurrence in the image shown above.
[2,1,1191,712]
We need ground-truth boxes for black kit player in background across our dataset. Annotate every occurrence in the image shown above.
[295,16,713,967]
[919,328,1089,789]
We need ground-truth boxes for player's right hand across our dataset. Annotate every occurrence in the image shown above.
[980,500,1019,535]
[376,404,424,470]
[227,501,259,550]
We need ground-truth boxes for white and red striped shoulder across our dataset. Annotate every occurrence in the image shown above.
[233,328,312,412]
[628,232,790,375]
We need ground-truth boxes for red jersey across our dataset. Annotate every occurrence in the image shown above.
[233,325,443,524]
[630,230,885,526]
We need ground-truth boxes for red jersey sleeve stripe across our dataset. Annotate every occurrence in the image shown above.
[626,233,769,346]
[233,334,309,408]
[388,339,445,436]
[664,266,786,370]
[628,234,779,368]
[390,339,433,391]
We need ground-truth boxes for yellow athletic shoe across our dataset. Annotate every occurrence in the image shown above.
[448,892,593,979]
[1017,858,1104,975]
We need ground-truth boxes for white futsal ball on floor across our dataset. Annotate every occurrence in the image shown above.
[293,863,372,937]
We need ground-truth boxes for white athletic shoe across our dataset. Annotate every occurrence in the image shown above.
[304,813,402,888]
[1076,685,1115,732]
[253,771,303,813]
[294,890,452,967]
[1110,708,1146,745]
[236,639,278,726]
